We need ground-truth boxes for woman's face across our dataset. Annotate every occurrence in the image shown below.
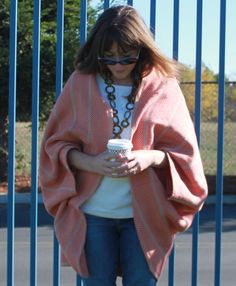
[103,42,139,85]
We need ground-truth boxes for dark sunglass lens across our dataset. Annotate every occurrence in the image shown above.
[98,57,138,65]
[106,60,116,65]
[120,58,138,65]
[98,58,116,65]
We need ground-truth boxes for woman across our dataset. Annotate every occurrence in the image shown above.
[40,5,208,286]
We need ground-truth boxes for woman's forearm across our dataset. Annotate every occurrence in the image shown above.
[67,149,93,172]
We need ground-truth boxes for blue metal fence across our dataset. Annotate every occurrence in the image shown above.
[4,0,227,285]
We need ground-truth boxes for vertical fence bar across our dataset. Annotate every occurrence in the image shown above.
[214,0,226,285]
[169,1,179,285]
[30,1,41,285]
[53,233,61,286]
[127,0,133,6]
[80,0,87,44]
[104,0,110,10]
[77,3,87,286]
[191,1,203,286]
[194,0,203,140]
[168,250,175,286]
[76,272,82,286]
[172,0,179,61]
[52,1,65,286]
[56,0,64,99]
[7,1,18,285]
[77,0,87,284]
[150,0,156,36]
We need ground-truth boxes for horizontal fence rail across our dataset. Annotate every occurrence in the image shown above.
[1,0,232,285]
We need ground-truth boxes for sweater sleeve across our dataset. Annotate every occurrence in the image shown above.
[39,72,82,217]
[155,78,208,213]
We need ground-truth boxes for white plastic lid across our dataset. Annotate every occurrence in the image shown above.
[107,139,133,150]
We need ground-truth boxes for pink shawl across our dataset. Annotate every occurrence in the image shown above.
[39,69,208,278]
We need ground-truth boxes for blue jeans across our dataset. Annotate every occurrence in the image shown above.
[81,214,157,286]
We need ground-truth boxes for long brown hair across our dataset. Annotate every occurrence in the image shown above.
[74,5,178,81]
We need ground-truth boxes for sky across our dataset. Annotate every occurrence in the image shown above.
[91,0,236,80]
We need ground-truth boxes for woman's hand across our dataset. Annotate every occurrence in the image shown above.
[112,150,167,177]
[67,149,124,177]
[67,149,167,178]
[87,151,125,176]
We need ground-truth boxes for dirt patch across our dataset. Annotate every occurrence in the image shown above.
[0,175,40,194]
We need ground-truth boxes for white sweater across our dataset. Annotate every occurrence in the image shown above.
[81,75,133,218]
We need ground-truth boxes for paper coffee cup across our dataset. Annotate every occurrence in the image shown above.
[107,139,133,156]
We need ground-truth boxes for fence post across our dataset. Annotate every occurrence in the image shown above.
[30,1,41,285]
[168,1,180,285]
[52,1,65,286]
[172,0,179,61]
[215,0,226,285]
[150,0,156,36]
[191,1,203,285]
[80,0,87,43]
[7,0,18,285]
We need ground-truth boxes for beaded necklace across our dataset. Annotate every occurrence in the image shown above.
[104,78,136,139]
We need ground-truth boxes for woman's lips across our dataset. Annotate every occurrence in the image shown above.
[114,69,125,74]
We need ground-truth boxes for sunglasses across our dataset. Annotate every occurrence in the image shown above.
[97,51,140,66]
